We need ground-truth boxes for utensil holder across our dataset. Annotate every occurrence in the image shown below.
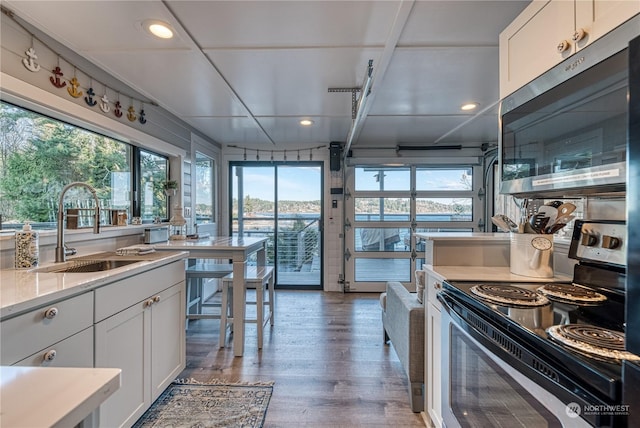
[510,233,554,278]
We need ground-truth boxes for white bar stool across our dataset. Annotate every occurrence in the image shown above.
[185,260,233,329]
[220,266,275,349]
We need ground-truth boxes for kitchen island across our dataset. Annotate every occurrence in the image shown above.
[0,366,121,428]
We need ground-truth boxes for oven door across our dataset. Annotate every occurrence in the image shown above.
[439,292,591,428]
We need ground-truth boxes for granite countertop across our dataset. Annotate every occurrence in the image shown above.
[0,366,121,427]
[428,265,572,283]
[0,250,188,319]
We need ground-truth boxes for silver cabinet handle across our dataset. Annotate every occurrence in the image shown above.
[153,295,161,303]
[144,299,155,308]
[43,350,57,362]
[434,281,442,290]
[44,307,58,320]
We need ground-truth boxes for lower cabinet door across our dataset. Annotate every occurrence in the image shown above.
[95,301,150,428]
[150,281,185,401]
[427,301,443,428]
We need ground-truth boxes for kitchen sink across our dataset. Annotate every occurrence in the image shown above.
[33,259,140,273]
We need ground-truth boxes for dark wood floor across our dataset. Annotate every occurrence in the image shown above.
[179,289,425,427]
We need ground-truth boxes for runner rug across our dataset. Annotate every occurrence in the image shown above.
[133,379,273,428]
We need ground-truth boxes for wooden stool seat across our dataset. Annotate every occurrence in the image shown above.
[185,260,233,328]
[220,266,275,349]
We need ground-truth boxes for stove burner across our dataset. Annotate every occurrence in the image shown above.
[470,284,550,307]
[537,283,607,305]
[547,324,640,362]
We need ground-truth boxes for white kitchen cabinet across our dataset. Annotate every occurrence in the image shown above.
[424,267,445,428]
[0,291,94,366]
[500,0,640,97]
[15,327,94,368]
[94,261,185,428]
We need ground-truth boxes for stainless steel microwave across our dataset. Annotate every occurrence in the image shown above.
[499,14,640,197]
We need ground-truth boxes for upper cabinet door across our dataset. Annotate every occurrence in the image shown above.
[575,0,640,50]
[500,0,640,98]
[500,0,575,98]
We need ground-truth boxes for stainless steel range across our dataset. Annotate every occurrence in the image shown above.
[439,220,634,427]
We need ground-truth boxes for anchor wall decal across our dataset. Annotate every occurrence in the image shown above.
[85,88,97,106]
[139,109,147,124]
[22,47,41,72]
[99,95,110,113]
[114,101,123,118]
[50,67,66,88]
[127,105,137,122]
[67,77,83,98]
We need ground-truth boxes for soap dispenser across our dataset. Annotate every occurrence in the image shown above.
[15,222,39,269]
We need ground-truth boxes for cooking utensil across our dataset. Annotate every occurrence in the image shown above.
[545,200,563,208]
[492,214,519,232]
[556,202,576,216]
[491,215,511,232]
[536,205,558,223]
[543,214,575,234]
[513,196,529,233]
[529,212,550,233]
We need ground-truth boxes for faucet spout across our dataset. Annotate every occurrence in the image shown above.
[55,182,101,263]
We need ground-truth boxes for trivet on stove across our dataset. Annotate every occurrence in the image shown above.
[537,283,607,305]
[470,284,550,307]
[546,324,640,362]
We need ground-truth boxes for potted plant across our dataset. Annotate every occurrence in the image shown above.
[163,180,178,196]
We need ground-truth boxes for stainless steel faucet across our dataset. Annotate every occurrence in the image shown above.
[55,182,101,262]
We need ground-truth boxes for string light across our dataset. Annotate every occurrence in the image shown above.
[227,145,327,162]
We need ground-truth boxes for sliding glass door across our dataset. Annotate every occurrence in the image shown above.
[230,162,322,289]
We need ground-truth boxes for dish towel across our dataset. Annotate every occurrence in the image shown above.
[116,245,156,256]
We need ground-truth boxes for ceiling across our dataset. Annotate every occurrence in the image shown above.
[4,0,530,153]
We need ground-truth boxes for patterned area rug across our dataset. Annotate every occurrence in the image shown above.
[133,380,273,428]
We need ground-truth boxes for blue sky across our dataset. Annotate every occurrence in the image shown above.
[233,166,321,201]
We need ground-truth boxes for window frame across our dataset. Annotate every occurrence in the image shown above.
[0,100,171,228]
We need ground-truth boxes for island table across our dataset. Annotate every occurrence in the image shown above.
[152,236,268,357]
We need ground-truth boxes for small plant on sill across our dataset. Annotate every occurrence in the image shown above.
[163,180,178,196]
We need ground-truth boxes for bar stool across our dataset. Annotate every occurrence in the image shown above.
[185,259,233,329]
[220,266,275,349]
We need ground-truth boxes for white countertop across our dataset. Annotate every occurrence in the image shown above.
[428,265,572,283]
[0,250,188,319]
[415,232,511,241]
[0,366,121,428]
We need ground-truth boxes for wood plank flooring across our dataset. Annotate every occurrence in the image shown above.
[179,290,425,427]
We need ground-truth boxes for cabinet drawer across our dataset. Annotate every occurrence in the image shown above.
[14,327,94,368]
[0,291,93,365]
[94,261,184,322]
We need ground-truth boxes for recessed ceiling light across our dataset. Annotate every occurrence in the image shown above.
[461,103,478,111]
[144,20,174,39]
[300,119,314,126]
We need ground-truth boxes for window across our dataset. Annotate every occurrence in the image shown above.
[195,151,214,224]
[0,101,169,229]
[345,165,480,292]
